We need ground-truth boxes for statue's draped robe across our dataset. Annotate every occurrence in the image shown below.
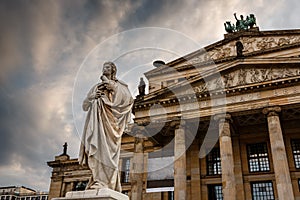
[79,80,133,191]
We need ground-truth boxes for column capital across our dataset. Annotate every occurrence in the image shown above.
[262,106,281,117]
[214,113,232,123]
[170,117,186,130]
[135,117,150,127]
[132,124,146,136]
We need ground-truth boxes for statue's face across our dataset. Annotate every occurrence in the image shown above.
[103,64,112,77]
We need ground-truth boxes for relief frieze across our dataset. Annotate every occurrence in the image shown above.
[193,67,300,93]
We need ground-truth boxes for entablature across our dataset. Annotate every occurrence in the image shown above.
[134,60,300,117]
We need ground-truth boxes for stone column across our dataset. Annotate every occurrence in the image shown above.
[262,107,294,200]
[190,140,201,200]
[232,136,245,200]
[131,127,145,200]
[214,113,236,200]
[174,120,187,200]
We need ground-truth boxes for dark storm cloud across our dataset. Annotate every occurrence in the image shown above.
[0,0,143,191]
[0,1,36,85]
[119,0,164,27]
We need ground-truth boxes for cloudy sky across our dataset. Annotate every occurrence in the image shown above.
[1,0,300,192]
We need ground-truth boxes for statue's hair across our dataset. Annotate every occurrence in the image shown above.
[103,61,117,80]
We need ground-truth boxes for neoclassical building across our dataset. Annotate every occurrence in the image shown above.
[48,27,300,200]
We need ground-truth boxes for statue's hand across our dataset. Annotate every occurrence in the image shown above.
[88,92,98,100]
[98,83,107,91]
[95,90,103,99]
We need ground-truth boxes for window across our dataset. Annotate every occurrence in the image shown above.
[168,191,174,200]
[208,184,223,200]
[291,139,300,169]
[207,148,221,175]
[247,143,270,172]
[73,181,88,191]
[251,181,275,200]
[121,157,131,183]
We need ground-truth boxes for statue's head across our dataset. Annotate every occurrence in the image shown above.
[103,61,117,80]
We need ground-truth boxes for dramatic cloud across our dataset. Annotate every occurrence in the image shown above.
[0,0,300,192]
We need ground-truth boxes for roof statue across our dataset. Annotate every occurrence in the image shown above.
[224,13,256,33]
[59,142,68,156]
[138,77,146,97]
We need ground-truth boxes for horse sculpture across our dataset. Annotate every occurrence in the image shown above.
[224,13,257,33]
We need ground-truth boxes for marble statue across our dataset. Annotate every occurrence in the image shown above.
[79,61,133,192]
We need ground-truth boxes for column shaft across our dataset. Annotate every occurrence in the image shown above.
[174,125,187,200]
[216,114,236,200]
[190,141,201,200]
[232,137,245,200]
[131,135,144,200]
[263,107,294,200]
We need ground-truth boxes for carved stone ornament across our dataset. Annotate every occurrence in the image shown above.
[193,67,300,93]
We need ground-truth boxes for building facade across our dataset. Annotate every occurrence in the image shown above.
[48,27,300,200]
[0,186,48,200]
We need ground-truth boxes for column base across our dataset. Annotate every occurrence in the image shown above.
[53,188,129,200]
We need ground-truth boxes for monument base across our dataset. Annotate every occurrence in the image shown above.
[53,188,129,200]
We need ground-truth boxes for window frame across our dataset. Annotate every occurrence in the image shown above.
[206,147,222,176]
[251,181,275,200]
[291,139,300,169]
[168,191,174,200]
[121,157,131,183]
[247,142,270,173]
[208,184,223,200]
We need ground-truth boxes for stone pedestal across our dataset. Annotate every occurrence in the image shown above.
[215,113,236,200]
[53,189,129,200]
[263,107,295,200]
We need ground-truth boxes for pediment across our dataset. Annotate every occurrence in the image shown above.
[172,32,300,69]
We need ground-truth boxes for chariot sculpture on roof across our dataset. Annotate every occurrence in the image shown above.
[224,13,256,33]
